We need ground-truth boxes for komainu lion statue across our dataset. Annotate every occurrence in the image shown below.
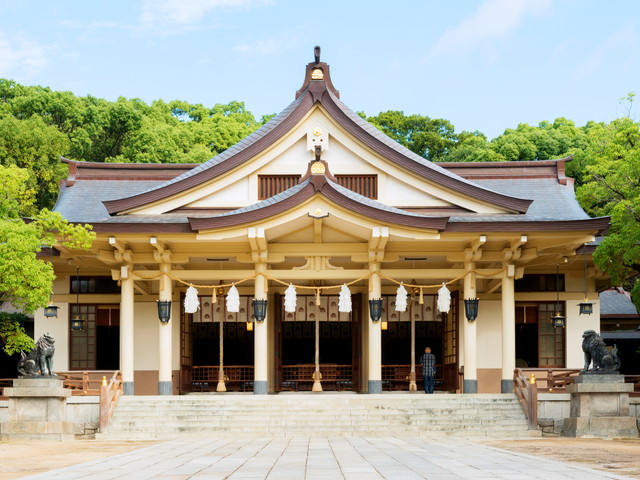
[581,329,621,373]
[17,334,56,376]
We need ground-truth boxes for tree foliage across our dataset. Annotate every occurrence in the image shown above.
[0,312,34,355]
[0,79,265,210]
[576,117,640,309]
[0,165,95,354]
[367,111,458,161]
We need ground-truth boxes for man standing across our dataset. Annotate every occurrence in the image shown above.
[420,347,436,394]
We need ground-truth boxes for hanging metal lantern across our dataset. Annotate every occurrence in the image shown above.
[157,300,172,323]
[463,298,479,322]
[253,299,268,322]
[368,298,383,322]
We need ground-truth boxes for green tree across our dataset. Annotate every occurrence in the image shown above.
[0,115,69,211]
[0,165,95,354]
[367,111,458,161]
[576,117,640,310]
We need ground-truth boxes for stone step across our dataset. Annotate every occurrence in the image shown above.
[101,393,536,439]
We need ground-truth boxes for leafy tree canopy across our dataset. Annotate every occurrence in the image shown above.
[576,117,640,309]
[0,164,95,354]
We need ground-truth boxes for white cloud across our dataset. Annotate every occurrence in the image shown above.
[431,0,552,57]
[141,0,272,26]
[233,29,304,57]
[577,23,638,77]
[0,34,48,77]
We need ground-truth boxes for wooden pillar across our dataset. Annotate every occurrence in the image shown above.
[254,263,268,394]
[501,265,516,393]
[409,307,417,391]
[120,267,134,395]
[158,263,173,395]
[216,304,226,392]
[463,262,477,393]
[368,263,382,393]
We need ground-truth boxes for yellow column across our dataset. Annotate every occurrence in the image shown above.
[501,265,516,393]
[368,263,382,393]
[463,263,477,393]
[120,267,134,395]
[158,263,173,395]
[254,263,268,394]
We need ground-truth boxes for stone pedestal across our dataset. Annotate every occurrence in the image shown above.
[1,377,74,440]
[563,374,638,438]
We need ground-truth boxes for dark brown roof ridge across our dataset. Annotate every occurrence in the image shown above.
[319,90,533,213]
[102,54,532,216]
[61,157,198,170]
[437,156,571,185]
[103,93,313,215]
[188,174,449,232]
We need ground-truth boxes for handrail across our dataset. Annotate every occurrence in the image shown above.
[513,368,537,430]
[99,370,123,432]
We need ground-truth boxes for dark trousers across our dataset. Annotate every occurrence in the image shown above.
[424,375,434,394]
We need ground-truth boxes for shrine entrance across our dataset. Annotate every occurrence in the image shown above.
[181,296,255,393]
[381,292,459,392]
[274,294,363,392]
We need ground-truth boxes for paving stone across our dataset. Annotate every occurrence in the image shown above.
[17,436,636,480]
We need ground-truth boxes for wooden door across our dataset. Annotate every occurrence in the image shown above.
[179,293,193,394]
[274,293,283,391]
[441,290,459,392]
[351,293,363,392]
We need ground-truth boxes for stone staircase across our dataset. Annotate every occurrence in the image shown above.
[97,393,540,440]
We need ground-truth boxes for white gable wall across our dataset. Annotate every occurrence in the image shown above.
[129,106,512,215]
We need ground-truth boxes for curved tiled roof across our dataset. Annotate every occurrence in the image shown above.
[188,174,450,232]
[103,59,532,215]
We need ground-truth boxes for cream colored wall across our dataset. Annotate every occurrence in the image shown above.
[132,302,158,370]
[566,299,600,368]
[187,177,250,208]
[34,303,70,371]
[131,301,181,371]
[35,274,71,370]
[383,176,452,207]
[476,300,502,369]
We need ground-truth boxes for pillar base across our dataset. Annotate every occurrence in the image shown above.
[253,380,268,395]
[123,381,134,396]
[463,379,477,393]
[158,381,172,395]
[501,379,513,394]
[368,380,382,394]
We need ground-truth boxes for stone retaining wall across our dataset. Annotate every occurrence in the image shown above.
[537,394,640,436]
[0,397,100,439]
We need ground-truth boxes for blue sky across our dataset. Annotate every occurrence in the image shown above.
[1,0,639,139]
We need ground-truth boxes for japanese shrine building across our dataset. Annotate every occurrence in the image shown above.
[38,50,609,395]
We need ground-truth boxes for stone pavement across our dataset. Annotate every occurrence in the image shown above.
[19,436,634,480]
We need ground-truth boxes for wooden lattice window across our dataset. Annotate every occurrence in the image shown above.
[258,175,301,200]
[335,175,377,199]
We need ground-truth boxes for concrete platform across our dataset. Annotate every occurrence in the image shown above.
[16,435,635,479]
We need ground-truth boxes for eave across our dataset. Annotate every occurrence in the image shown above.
[188,175,450,232]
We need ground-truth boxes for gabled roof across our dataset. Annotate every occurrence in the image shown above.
[102,53,532,216]
[188,171,450,232]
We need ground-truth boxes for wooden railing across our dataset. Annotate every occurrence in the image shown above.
[99,371,123,432]
[517,368,581,392]
[192,366,255,392]
[624,375,640,397]
[281,364,353,391]
[0,371,118,399]
[56,370,121,395]
[382,364,444,391]
[513,368,538,430]
[0,379,12,400]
